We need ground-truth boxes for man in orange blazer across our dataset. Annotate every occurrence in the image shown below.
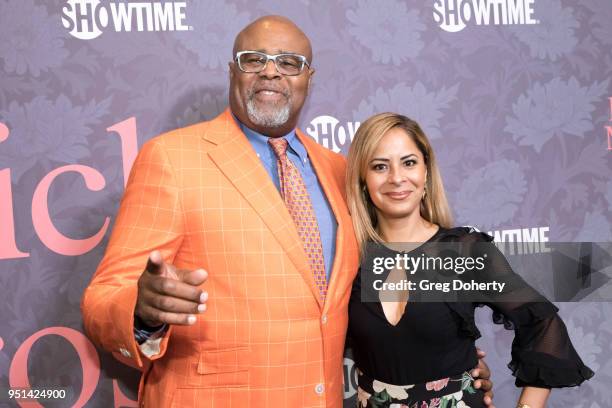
[82,15,494,408]
[82,15,358,408]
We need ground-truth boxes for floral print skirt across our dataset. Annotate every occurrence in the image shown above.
[356,368,486,408]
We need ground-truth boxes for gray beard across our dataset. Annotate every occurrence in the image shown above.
[246,96,291,128]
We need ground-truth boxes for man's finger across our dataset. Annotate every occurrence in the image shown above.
[152,294,205,314]
[476,359,491,377]
[478,366,491,379]
[145,251,164,275]
[177,268,208,286]
[138,304,198,326]
[477,379,492,392]
[151,277,204,303]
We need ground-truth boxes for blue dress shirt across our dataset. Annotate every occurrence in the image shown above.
[237,119,338,281]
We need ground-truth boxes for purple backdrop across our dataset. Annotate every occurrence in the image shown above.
[1,0,611,406]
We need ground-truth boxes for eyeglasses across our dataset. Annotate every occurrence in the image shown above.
[234,51,310,76]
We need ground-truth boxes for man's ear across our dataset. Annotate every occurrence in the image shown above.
[228,62,234,80]
[307,68,315,93]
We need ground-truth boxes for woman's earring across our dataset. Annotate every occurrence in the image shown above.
[422,186,427,200]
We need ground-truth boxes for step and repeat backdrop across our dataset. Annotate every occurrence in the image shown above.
[1,0,611,406]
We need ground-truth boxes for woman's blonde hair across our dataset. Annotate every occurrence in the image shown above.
[346,112,453,254]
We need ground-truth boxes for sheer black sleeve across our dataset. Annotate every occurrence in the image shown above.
[460,229,594,388]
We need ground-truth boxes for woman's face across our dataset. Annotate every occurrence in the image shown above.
[364,127,427,221]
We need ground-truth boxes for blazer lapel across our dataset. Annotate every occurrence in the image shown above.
[296,129,356,311]
[204,110,323,309]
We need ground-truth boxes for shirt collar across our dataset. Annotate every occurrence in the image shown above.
[232,113,308,162]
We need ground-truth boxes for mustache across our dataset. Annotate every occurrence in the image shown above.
[248,82,290,98]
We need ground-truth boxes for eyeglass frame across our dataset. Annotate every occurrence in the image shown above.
[234,50,311,76]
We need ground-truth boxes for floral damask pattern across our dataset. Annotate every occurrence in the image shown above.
[353,82,458,139]
[455,159,528,228]
[0,94,111,181]
[173,1,250,70]
[0,1,610,407]
[0,0,69,77]
[510,0,579,61]
[504,77,608,152]
[346,0,425,65]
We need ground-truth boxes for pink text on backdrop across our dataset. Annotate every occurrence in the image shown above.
[0,118,138,260]
[8,326,137,408]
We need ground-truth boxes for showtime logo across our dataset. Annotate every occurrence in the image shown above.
[487,226,551,254]
[306,116,360,153]
[433,0,539,33]
[61,0,190,40]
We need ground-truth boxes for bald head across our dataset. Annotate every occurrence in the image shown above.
[232,15,312,63]
[228,15,315,138]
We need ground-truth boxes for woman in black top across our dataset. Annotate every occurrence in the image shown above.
[345,113,593,408]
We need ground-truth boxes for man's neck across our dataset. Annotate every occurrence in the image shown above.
[231,112,297,138]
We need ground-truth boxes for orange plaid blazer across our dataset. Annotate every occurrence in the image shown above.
[82,109,359,407]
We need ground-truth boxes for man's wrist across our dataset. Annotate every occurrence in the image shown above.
[134,314,164,331]
[134,315,167,345]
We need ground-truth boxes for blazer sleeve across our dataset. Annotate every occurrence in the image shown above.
[81,136,184,369]
[464,230,595,388]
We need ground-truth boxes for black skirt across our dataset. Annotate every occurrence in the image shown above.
[356,368,486,408]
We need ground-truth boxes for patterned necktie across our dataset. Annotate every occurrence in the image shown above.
[268,137,327,299]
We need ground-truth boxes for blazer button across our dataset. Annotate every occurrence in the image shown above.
[119,347,131,358]
[321,315,327,324]
[315,383,325,395]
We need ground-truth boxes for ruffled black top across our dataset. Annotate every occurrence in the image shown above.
[347,226,594,388]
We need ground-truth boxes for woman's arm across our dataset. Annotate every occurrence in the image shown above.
[464,232,593,394]
[517,386,550,407]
